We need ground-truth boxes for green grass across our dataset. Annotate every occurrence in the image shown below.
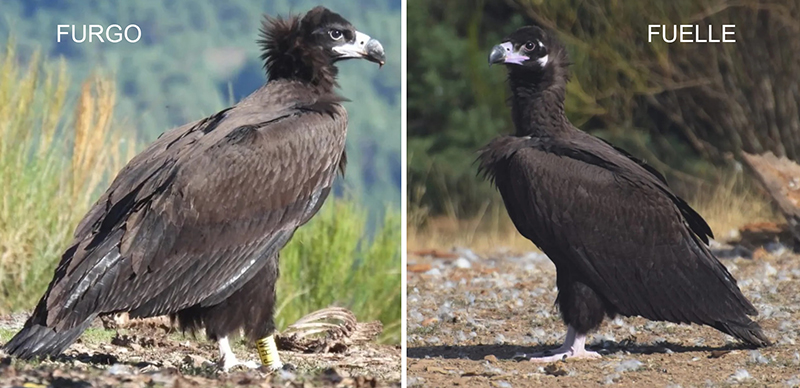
[278,201,401,344]
[0,39,130,312]
[0,40,400,345]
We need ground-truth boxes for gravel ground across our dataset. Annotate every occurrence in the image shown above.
[407,245,800,387]
[0,314,400,387]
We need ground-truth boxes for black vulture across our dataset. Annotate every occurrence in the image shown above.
[480,26,769,361]
[3,6,385,371]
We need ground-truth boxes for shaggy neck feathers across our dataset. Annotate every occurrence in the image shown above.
[508,50,571,137]
[258,13,338,92]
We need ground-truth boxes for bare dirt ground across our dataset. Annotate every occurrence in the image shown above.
[407,244,800,387]
[0,313,400,387]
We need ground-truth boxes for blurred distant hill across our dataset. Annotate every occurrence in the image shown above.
[409,0,800,217]
[0,0,401,213]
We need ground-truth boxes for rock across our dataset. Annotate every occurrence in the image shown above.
[615,359,642,373]
[748,350,769,365]
[453,257,472,269]
[182,354,211,368]
[544,362,568,377]
[484,355,498,363]
[408,263,433,273]
[107,363,133,376]
[421,317,439,327]
[424,268,442,276]
[603,373,621,385]
[730,369,752,382]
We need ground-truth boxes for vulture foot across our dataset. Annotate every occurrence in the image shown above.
[218,336,261,372]
[527,325,601,362]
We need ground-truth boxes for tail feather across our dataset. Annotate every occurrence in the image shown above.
[3,317,94,359]
[714,319,771,348]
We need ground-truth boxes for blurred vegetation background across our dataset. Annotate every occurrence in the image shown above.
[0,0,401,213]
[409,0,797,247]
[0,0,400,344]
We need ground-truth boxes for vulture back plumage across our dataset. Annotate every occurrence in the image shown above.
[481,25,769,348]
[4,6,386,361]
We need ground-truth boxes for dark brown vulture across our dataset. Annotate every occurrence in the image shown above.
[3,6,385,371]
[480,26,769,361]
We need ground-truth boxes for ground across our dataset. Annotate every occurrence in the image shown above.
[407,245,800,387]
[0,313,400,387]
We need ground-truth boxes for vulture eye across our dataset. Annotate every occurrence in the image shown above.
[328,29,343,41]
[524,41,536,51]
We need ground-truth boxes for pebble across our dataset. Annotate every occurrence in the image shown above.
[107,363,132,376]
[615,359,643,373]
[424,268,442,276]
[748,350,769,365]
[484,354,498,363]
[784,376,800,387]
[454,257,472,269]
[455,248,480,262]
[730,369,752,382]
[603,373,621,385]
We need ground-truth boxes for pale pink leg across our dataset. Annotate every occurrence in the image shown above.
[528,326,601,362]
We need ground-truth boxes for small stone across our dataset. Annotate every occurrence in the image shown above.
[615,359,642,373]
[453,258,472,269]
[426,366,449,374]
[544,362,568,377]
[604,373,621,385]
[730,368,752,382]
[424,268,442,276]
[182,354,210,368]
[484,354,498,363]
[748,350,769,364]
[421,317,439,327]
[107,363,132,376]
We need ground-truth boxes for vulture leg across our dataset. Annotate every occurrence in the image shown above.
[256,334,284,370]
[528,326,601,362]
[218,336,259,371]
[174,256,285,370]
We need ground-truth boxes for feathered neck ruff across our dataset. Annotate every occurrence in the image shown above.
[507,46,571,137]
[258,9,338,92]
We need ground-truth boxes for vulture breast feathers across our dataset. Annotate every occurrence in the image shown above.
[38,11,357,333]
[480,25,767,348]
[479,132,765,343]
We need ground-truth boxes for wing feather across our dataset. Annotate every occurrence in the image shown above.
[44,88,347,329]
[482,135,757,328]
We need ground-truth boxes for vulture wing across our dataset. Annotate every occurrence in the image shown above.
[479,134,763,342]
[41,87,346,331]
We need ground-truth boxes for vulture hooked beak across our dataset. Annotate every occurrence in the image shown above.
[333,31,386,66]
[489,42,528,65]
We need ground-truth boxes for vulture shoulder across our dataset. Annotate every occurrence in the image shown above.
[478,134,756,325]
[44,84,347,329]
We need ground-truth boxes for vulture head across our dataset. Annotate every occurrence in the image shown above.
[488,26,568,80]
[259,6,385,88]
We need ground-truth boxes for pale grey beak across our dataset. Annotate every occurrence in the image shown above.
[333,31,386,66]
[488,42,528,65]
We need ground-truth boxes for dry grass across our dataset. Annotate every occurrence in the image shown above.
[0,40,135,313]
[691,173,781,239]
[408,173,782,254]
[408,202,535,255]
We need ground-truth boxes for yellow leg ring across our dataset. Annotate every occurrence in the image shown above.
[256,335,283,370]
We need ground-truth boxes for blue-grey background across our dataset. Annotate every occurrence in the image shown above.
[0,0,401,214]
